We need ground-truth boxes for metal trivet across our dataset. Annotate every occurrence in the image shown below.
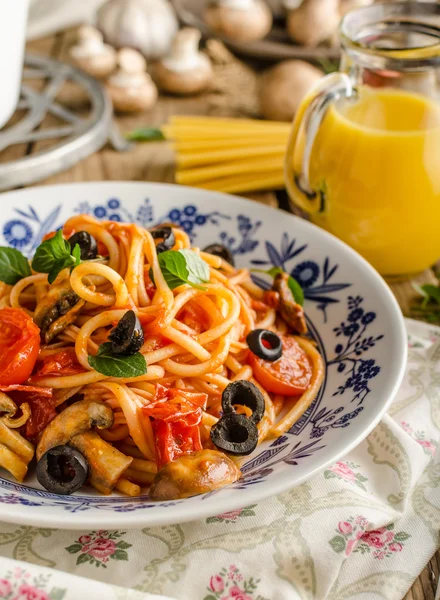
[0,54,131,191]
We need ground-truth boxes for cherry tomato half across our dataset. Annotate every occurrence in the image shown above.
[0,308,40,385]
[248,335,312,396]
[33,348,85,378]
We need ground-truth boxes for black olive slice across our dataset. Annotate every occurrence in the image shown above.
[68,231,98,260]
[109,310,144,355]
[222,380,265,425]
[246,329,282,362]
[203,243,235,266]
[149,226,175,253]
[36,445,88,495]
[210,413,258,456]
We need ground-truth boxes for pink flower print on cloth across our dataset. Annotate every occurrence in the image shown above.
[65,530,132,568]
[206,506,257,524]
[0,568,65,600]
[401,421,437,457]
[204,565,268,600]
[0,579,12,598]
[324,461,368,491]
[330,522,411,559]
[329,516,370,556]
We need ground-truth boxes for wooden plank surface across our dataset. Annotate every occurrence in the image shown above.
[1,30,438,600]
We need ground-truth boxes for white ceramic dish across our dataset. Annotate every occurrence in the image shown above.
[0,182,406,529]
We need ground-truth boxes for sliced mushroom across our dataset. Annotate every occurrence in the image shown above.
[0,392,31,429]
[0,419,35,482]
[0,392,17,417]
[36,400,114,461]
[34,277,86,344]
[272,272,307,334]
[149,449,241,500]
[0,444,28,482]
[69,431,132,495]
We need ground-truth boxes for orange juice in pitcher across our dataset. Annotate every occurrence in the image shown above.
[285,2,440,276]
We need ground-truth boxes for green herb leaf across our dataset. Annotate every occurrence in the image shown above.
[88,342,147,378]
[287,275,305,306]
[158,249,209,290]
[251,267,304,306]
[178,249,210,286]
[71,243,82,266]
[126,127,165,142]
[32,230,81,284]
[420,284,440,305]
[0,247,31,285]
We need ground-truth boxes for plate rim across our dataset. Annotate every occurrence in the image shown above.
[0,181,407,528]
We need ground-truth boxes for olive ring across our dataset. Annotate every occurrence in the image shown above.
[246,329,282,362]
[149,226,175,253]
[203,243,235,266]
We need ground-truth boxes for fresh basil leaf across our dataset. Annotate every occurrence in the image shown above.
[287,276,304,306]
[251,267,304,306]
[32,230,81,284]
[421,284,440,305]
[126,127,165,142]
[47,258,74,284]
[266,266,282,277]
[89,342,147,378]
[0,247,31,285]
[71,243,82,267]
[178,249,210,286]
[158,250,209,290]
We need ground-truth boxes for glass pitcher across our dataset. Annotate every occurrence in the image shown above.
[284,2,440,277]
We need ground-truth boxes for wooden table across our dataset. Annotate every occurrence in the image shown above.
[1,30,438,600]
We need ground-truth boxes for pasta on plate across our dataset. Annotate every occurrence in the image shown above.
[0,214,324,500]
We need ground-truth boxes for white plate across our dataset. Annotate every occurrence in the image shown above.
[0,182,406,529]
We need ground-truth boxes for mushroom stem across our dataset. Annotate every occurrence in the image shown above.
[70,431,133,495]
[36,400,114,460]
[0,420,35,482]
[163,28,204,72]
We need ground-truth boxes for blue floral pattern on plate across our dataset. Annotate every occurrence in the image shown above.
[0,187,397,518]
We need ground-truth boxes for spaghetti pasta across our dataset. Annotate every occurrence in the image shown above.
[0,214,324,500]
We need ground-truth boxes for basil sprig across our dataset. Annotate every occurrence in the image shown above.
[32,230,81,284]
[156,249,210,290]
[88,342,147,378]
[411,282,440,323]
[252,266,304,306]
[0,247,31,285]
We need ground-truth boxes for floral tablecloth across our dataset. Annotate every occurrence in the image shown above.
[0,319,439,600]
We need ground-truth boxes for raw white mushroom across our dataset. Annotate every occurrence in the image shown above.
[286,0,340,47]
[259,59,323,121]
[97,0,179,60]
[204,0,273,43]
[106,48,158,113]
[69,25,117,79]
[153,28,213,96]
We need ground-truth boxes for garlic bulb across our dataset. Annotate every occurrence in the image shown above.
[204,0,273,43]
[106,47,158,113]
[69,25,117,79]
[153,28,213,96]
[286,0,340,47]
[97,0,179,60]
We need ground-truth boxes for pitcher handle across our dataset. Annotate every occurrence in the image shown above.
[284,72,355,214]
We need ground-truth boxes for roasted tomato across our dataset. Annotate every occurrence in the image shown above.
[0,384,56,440]
[248,335,312,396]
[142,385,207,469]
[33,348,85,378]
[0,308,40,385]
